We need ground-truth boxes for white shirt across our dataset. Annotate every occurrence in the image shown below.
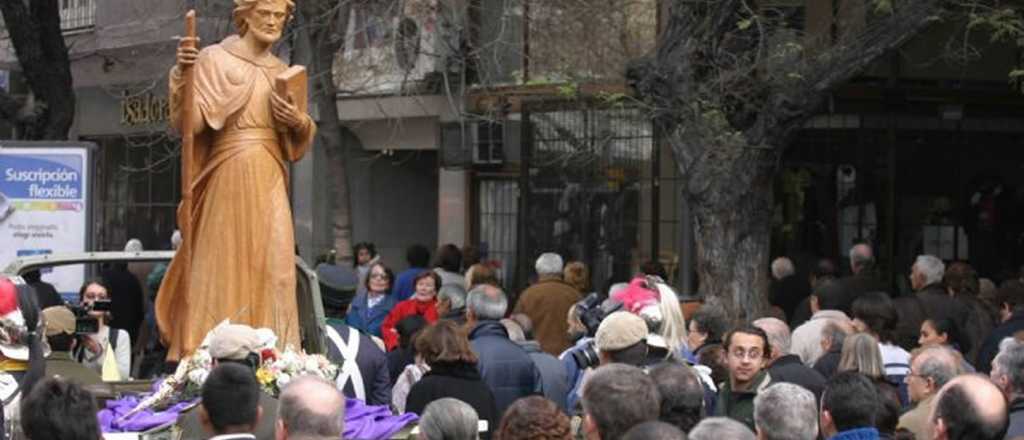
[879,342,911,376]
[80,327,132,380]
[208,434,256,440]
[0,372,20,437]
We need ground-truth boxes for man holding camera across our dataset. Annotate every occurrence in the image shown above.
[41,306,102,385]
[567,311,649,411]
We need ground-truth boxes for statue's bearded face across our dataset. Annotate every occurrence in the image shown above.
[244,0,288,44]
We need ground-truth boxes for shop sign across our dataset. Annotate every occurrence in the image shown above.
[120,92,170,127]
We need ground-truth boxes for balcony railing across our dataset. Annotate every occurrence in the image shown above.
[60,0,96,31]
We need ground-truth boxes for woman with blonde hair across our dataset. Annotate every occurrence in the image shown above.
[837,332,886,380]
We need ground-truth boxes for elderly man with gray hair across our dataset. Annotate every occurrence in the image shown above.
[582,363,661,440]
[910,255,967,341]
[275,375,345,440]
[513,252,582,355]
[990,339,1024,437]
[417,398,480,440]
[753,383,818,440]
[466,284,542,416]
[689,417,756,440]
[437,284,468,324]
[897,345,961,439]
[768,257,809,321]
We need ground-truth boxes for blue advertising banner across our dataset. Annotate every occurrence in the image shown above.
[0,147,89,295]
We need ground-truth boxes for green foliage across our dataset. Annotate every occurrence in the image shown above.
[967,7,1024,45]
[873,0,894,15]
[557,82,580,98]
[596,91,628,106]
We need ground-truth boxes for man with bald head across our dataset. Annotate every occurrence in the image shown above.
[898,345,960,439]
[929,374,1007,440]
[275,375,345,440]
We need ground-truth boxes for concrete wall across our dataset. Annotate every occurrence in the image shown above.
[347,145,440,272]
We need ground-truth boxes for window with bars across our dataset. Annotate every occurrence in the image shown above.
[475,121,504,164]
[91,135,180,251]
[60,0,96,31]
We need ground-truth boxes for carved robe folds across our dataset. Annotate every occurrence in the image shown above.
[157,36,315,360]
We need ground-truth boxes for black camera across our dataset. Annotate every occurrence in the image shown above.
[69,300,112,335]
[571,342,600,370]
[576,293,621,337]
[570,293,623,369]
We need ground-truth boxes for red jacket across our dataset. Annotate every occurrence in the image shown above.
[381,297,438,351]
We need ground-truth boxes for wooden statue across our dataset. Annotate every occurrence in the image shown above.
[157,0,316,361]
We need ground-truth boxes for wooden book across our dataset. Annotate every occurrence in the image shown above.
[275,65,307,113]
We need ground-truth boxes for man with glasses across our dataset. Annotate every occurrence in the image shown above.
[897,345,960,439]
[715,325,772,431]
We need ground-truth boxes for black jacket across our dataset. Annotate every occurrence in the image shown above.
[102,265,145,345]
[770,275,810,323]
[386,347,415,385]
[893,295,927,351]
[834,271,889,313]
[917,284,968,329]
[768,354,826,399]
[813,347,842,380]
[468,320,542,416]
[954,293,996,362]
[325,322,393,406]
[1007,397,1024,439]
[27,281,63,310]
[407,361,499,439]
[976,313,1024,375]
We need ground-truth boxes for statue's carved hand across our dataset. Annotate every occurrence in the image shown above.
[175,37,200,71]
[271,92,303,130]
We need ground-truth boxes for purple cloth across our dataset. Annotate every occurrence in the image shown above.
[98,395,416,439]
[344,398,418,440]
[98,396,197,433]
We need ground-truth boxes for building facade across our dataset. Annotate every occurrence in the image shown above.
[1,0,1021,294]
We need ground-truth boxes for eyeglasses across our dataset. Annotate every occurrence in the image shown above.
[905,371,930,383]
[369,273,389,280]
[728,348,763,361]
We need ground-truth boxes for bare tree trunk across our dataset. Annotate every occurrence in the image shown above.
[0,0,74,139]
[683,139,776,321]
[294,1,355,261]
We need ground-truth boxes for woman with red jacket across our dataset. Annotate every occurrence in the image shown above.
[381,271,441,350]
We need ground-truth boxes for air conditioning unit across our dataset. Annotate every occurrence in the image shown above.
[337,0,463,95]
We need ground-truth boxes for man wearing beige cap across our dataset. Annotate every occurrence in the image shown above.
[594,311,649,367]
[177,324,278,440]
[41,306,102,385]
[569,311,650,411]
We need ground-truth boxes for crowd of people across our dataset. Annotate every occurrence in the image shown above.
[3,240,1024,440]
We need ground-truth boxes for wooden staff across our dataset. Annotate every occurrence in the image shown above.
[180,10,197,249]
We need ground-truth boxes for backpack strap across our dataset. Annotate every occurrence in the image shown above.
[108,326,118,353]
